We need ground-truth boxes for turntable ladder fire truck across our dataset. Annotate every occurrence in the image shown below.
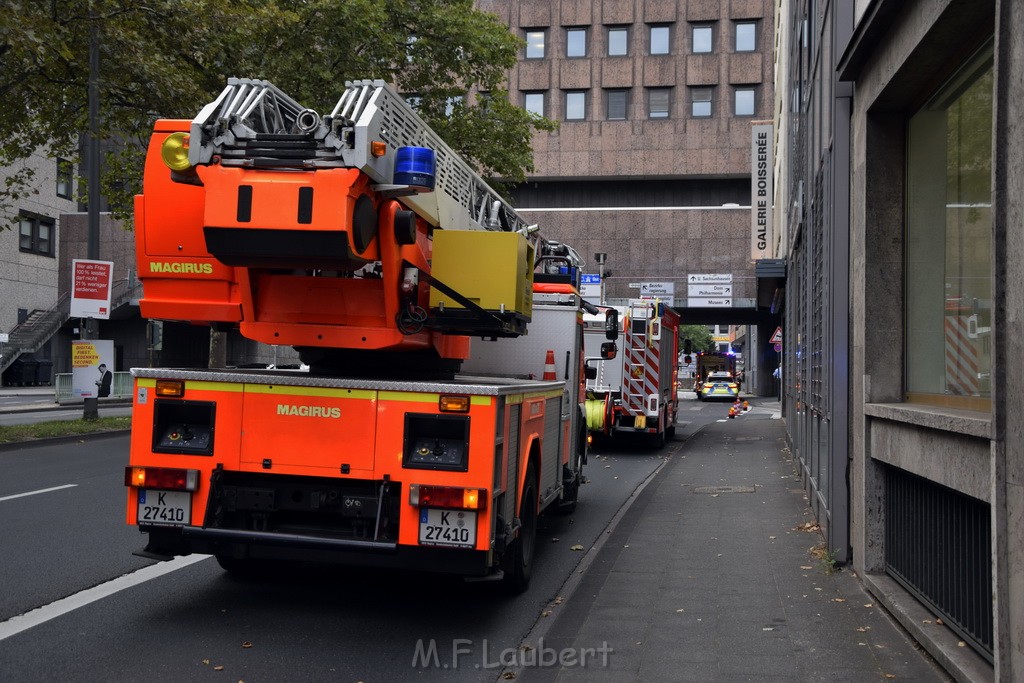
[125,77,614,591]
[583,301,679,448]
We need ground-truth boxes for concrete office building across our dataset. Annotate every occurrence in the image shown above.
[476,1,780,390]
[776,0,1023,678]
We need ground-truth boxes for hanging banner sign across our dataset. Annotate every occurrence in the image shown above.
[751,123,774,260]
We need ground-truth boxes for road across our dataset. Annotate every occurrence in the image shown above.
[0,397,727,682]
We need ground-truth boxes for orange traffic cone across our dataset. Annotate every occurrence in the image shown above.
[543,350,557,380]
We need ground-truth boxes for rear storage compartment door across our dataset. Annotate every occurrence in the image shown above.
[238,384,377,475]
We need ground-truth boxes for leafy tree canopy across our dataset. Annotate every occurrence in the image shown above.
[0,0,555,224]
[678,324,715,354]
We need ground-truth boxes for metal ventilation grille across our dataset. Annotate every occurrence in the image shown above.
[885,466,993,660]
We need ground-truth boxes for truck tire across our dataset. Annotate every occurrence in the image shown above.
[557,452,583,514]
[504,463,538,594]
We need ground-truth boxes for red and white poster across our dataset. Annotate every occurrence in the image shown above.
[70,259,114,319]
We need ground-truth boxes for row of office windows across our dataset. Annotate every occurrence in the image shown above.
[16,158,72,257]
[523,85,759,121]
[525,21,758,59]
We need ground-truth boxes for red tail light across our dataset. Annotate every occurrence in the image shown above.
[409,484,487,511]
[124,466,199,491]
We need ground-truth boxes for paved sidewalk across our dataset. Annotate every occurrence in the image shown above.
[520,402,946,682]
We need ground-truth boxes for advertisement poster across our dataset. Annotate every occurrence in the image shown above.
[70,259,114,320]
[72,339,114,398]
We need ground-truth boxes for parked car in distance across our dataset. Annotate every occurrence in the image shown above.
[698,371,739,401]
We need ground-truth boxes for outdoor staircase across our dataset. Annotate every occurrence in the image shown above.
[0,277,142,375]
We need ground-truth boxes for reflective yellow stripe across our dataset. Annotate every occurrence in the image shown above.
[137,378,156,388]
[246,385,375,400]
[379,391,490,406]
[185,381,244,393]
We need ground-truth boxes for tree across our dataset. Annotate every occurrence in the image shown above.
[678,325,715,354]
[0,0,556,225]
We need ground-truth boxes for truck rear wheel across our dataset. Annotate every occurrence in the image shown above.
[504,463,538,594]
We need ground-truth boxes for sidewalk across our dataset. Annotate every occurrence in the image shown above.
[519,400,946,682]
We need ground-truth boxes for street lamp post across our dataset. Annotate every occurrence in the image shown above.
[594,252,608,305]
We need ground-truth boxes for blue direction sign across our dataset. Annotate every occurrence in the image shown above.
[581,273,601,284]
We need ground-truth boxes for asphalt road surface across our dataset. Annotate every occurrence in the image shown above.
[0,400,729,683]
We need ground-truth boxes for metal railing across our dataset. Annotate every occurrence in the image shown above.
[54,372,133,403]
[1,277,143,376]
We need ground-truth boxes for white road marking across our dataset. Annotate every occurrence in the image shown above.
[0,554,209,641]
[0,484,77,502]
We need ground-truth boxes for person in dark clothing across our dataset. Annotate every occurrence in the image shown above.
[96,364,113,398]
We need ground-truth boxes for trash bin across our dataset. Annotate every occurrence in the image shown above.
[20,357,40,386]
[3,357,36,386]
[36,359,53,386]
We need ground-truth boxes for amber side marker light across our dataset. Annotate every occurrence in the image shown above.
[371,140,387,157]
[439,395,470,413]
[155,380,185,397]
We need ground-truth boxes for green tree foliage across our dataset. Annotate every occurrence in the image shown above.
[678,324,715,354]
[0,0,556,224]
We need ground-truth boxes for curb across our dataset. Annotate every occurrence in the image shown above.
[0,429,131,452]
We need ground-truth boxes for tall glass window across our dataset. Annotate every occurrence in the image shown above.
[565,91,587,120]
[734,87,755,116]
[525,30,545,59]
[650,26,670,55]
[56,159,73,199]
[736,22,756,52]
[608,27,628,56]
[524,92,545,117]
[566,28,586,57]
[648,88,670,119]
[606,89,628,120]
[691,88,713,117]
[906,46,993,407]
[692,25,713,53]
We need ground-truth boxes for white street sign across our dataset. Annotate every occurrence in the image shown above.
[627,282,642,289]
[688,283,733,297]
[687,273,733,284]
[640,282,674,297]
[688,297,733,307]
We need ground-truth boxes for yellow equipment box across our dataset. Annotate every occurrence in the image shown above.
[429,230,535,318]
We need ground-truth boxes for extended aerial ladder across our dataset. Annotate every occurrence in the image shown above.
[137,78,582,377]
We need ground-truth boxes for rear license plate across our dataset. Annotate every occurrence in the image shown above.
[137,489,191,526]
[419,508,476,548]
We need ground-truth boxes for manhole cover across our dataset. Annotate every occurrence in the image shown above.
[693,486,756,494]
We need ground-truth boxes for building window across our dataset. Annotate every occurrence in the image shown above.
[691,87,713,117]
[648,88,671,119]
[735,22,756,52]
[19,212,55,257]
[525,30,546,59]
[906,46,993,407]
[566,28,587,57]
[606,89,628,120]
[608,27,628,56]
[565,91,587,120]
[523,92,545,117]
[692,25,713,54]
[650,25,670,55]
[734,87,755,116]
[56,158,73,199]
